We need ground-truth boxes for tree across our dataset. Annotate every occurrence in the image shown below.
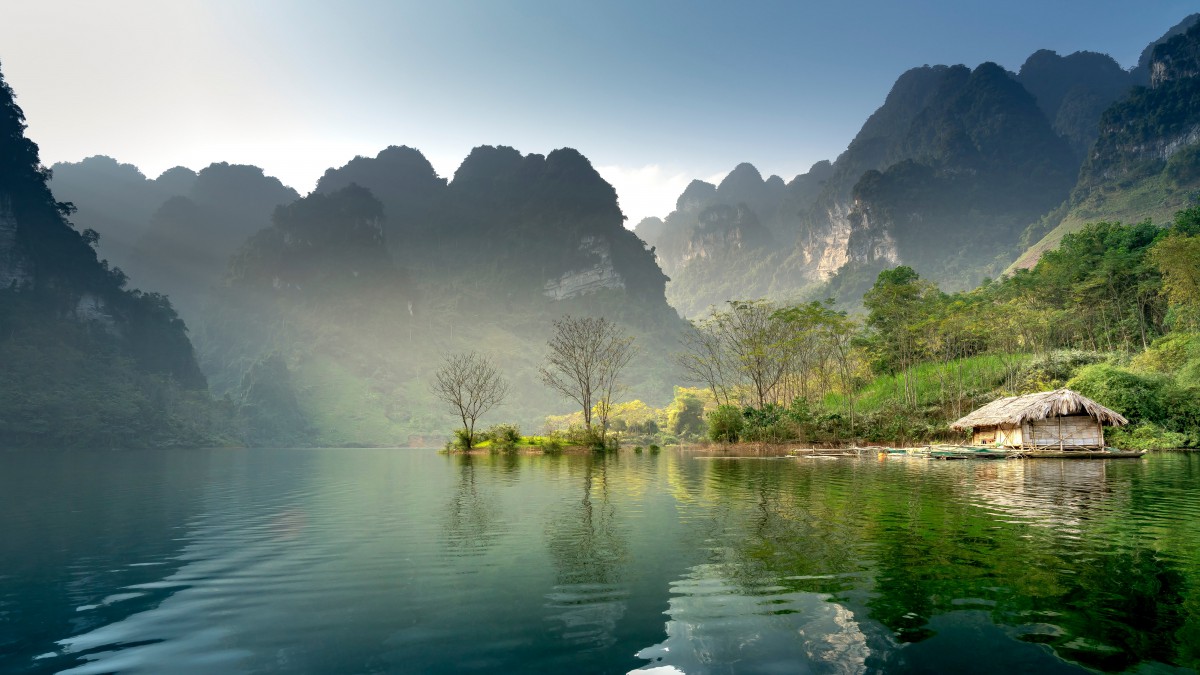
[430,351,509,449]
[539,316,636,443]
[675,316,735,406]
[716,300,789,409]
[1151,230,1200,330]
[665,387,706,438]
[863,266,938,405]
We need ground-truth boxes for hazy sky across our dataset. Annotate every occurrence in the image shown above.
[1,1,1195,225]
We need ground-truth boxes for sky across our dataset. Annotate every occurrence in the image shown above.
[0,0,1196,226]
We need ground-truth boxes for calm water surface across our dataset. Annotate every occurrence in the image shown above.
[2,448,1199,674]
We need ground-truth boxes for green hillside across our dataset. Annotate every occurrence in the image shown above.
[1011,19,1200,272]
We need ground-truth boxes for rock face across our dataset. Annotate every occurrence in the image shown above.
[543,235,626,300]
[1016,49,1135,159]
[681,204,768,266]
[73,292,115,330]
[1147,19,1200,90]
[1011,17,1200,271]
[0,197,31,288]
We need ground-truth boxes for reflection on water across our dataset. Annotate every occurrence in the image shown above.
[545,458,631,652]
[1,449,1199,673]
[443,455,503,558]
[636,569,873,675]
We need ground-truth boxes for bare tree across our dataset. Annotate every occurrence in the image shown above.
[539,316,636,443]
[430,351,509,449]
[675,317,734,406]
[716,300,789,409]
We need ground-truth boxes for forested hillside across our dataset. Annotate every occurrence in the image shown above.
[0,64,233,448]
[1015,17,1200,270]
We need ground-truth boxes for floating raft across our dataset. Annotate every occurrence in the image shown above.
[926,445,1146,460]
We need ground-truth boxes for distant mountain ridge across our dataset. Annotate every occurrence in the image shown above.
[640,14,1198,317]
[50,157,298,317]
[1012,13,1200,271]
[56,140,686,445]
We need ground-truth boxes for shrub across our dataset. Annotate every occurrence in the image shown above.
[562,424,609,450]
[1066,363,1169,425]
[1068,362,1200,447]
[485,423,522,451]
[1107,422,1188,450]
[542,436,564,455]
[451,428,474,451]
[786,397,814,427]
[1015,350,1107,393]
[708,404,744,443]
[741,404,794,443]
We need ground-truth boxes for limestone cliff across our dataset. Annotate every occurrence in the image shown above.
[680,204,770,266]
[543,235,626,300]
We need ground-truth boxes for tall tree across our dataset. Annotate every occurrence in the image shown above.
[430,351,509,449]
[539,316,636,443]
[1151,209,1200,329]
[717,300,790,409]
[863,266,938,406]
[675,316,735,407]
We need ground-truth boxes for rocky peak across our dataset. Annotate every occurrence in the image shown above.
[450,145,526,189]
[317,145,444,195]
[1150,21,1200,88]
[154,166,198,195]
[1016,49,1130,122]
[1134,13,1200,85]
[675,180,717,213]
[633,216,665,244]
[717,163,764,192]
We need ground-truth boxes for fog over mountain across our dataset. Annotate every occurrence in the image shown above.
[5,7,1200,446]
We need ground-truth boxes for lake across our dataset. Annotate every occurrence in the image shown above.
[2,448,1198,674]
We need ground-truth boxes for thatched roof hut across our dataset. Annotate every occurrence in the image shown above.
[950,389,1128,450]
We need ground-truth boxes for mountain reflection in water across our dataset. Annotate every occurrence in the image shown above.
[1,448,1198,674]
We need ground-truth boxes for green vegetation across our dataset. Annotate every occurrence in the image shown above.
[657,208,1200,449]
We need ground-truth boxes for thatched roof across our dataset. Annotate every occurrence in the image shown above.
[949,388,1129,430]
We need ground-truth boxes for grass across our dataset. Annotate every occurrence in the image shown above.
[824,353,1031,415]
[1009,172,1200,272]
[472,435,554,449]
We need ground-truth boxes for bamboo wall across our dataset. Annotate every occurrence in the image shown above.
[972,415,1104,449]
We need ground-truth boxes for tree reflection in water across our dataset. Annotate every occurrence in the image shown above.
[441,455,501,558]
[544,454,631,651]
